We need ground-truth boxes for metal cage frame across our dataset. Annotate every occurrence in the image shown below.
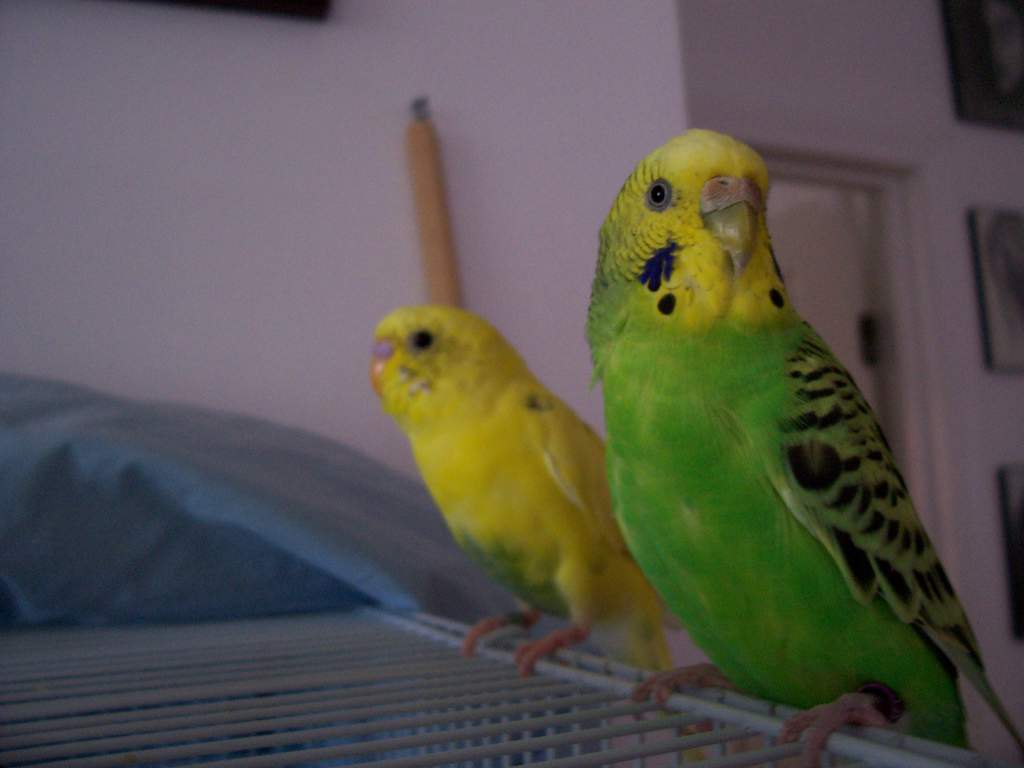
[0,609,1015,767]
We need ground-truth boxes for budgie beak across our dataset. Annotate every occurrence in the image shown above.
[370,339,394,396]
[700,176,763,278]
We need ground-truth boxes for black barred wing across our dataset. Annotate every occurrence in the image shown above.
[770,324,982,669]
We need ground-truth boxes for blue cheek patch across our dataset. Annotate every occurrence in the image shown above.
[638,241,678,292]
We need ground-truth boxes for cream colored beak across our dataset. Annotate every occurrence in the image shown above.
[700,176,763,277]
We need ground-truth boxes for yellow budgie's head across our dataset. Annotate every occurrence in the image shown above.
[587,129,794,375]
[371,305,528,433]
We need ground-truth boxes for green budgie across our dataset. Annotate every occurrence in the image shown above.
[586,129,1022,761]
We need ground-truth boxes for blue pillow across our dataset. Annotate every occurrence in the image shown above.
[0,374,512,626]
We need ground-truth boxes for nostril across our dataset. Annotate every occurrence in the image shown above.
[372,340,395,360]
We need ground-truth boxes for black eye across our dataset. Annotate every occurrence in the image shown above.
[410,329,434,350]
[646,179,672,211]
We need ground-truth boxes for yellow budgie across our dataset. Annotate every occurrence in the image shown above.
[371,305,671,675]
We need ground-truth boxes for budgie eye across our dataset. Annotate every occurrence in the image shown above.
[645,179,672,212]
[409,330,434,351]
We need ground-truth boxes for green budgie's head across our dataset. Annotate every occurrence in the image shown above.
[587,129,794,379]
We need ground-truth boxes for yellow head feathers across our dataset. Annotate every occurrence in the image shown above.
[371,305,528,432]
[588,129,794,374]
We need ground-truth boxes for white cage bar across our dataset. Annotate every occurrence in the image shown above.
[0,609,1016,768]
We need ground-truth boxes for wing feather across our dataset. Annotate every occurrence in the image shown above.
[514,383,630,558]
[519,383,682,630]
[770,325,981,664]
[770,326,1024,748]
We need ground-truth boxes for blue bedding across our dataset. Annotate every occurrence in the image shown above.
[0,373,512,626]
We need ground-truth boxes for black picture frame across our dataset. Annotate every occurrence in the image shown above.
[969,208,1024,371]
[942,0,1024,130]
[998,466,1024,638]
[142,0,330,19]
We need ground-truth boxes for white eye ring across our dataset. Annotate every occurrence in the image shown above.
[646,179,672,212]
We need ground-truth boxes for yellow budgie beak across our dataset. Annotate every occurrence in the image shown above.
[370,338,394,396]
[700,176,763,278]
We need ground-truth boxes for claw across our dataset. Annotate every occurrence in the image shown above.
[461,616,510,657]
[779,692,891,768]
[515,624,589,676]
[461,609,540,657]
[632,663,737,705]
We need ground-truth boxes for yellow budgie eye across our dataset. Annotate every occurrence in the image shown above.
[409,329,434,351]
[645,179,672,212]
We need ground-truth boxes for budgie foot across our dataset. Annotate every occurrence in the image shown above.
[461,609,540,657]
[632,663,738,705]
[779,690,895,768]
[514,624,590,676]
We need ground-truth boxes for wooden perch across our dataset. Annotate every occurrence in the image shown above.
[406,97,462,306]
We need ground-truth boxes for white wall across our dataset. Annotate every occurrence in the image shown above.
[680,0,1024,757]
[0,0,685,478]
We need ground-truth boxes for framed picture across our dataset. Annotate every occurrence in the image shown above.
[998,466,1024,638]
[942,0,1024,130]
[969,208,1024,370]
[146,0,330,19]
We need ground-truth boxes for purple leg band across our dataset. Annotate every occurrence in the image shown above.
[858,681,905,723]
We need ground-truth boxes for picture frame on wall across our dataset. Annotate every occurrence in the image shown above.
[942,0,1024,130]
[998,466,1024,638]
[969,208,1024,371]
[147,0,329,19]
